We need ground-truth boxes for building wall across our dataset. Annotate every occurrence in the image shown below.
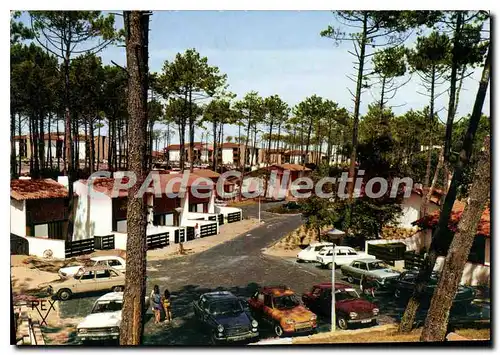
[10,199,26,237]
[21,235,66,259]
[169,150,180,162]
[73,181,113,241]
[397,193,440,228]
[221,149,234,164]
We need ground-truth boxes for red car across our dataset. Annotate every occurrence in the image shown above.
[302,282,379,330]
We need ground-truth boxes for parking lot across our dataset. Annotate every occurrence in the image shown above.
[52,204,489,345]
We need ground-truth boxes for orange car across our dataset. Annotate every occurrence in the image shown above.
[248,285,317,337]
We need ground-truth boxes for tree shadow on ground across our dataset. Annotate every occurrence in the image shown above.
[143,282,264,346]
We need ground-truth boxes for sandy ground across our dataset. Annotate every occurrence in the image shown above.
[147,218,261,261]
[262,247,300,258]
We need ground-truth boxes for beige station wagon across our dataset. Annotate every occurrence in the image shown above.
[47,266,125,301]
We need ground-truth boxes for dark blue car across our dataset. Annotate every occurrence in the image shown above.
[193,291,259,344]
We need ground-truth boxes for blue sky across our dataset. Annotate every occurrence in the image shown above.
[19,11,490,145]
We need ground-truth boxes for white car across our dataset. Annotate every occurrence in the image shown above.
[58,256,126,278]
[76,292,150,342]
[296,242,334,262]
[76,292,123,342]
[316,246,376,269]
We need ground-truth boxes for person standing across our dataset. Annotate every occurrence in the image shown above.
[150,285,162,324]
[162,289,173,324]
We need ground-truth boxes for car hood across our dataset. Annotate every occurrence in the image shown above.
[214,311,250,328]
[275,305,315,322]
[77,311,122,329]
[370,269,401,279]
[337,299,376,313]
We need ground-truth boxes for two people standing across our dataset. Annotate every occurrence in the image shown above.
[150,285,173,324]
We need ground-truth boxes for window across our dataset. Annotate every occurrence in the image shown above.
[468,236,486,264]
[79,272,95,280]
[264,294,272,307]
[336,250,347,256]
[96,260,107,267]
[315,246,326,251]
[358,263,368,270]
[108,259,122,267]
[96,270,111,279]
[348,250,358,256]
[352,262,359,268]
[402,274,416,282]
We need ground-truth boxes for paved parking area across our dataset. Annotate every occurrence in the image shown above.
[55,203,489,345]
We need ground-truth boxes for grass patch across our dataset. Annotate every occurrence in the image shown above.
[294,328,421,344]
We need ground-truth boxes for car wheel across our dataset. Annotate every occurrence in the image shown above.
[347,275,355,284]
[327,262,334,270]
[274,323,284,337]
[394,289,401,299]
[57,289,72,301]
[112,286,124,292]
[337,317,348,330]
[296,259,304,263]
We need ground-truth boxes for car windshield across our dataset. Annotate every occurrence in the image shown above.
[335,288,360,301]
[209,299,244,316]
[274,294,301,309]
[368,261,390,270]
[91,300,123,313]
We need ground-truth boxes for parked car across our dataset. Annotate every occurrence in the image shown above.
[316,246,376,269]
[76,292,149,343]
[386,271,476,308]
[193,291,259,344]
[296,242,334,263]
[58,256,126,278]
[302,283,379,330]
[47,266,126,300]
[340,259,401,287]
[248,285,317,337]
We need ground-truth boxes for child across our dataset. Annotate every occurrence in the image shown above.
[162,289,172,324]
[150,285,162,324]
[361,275,377,298]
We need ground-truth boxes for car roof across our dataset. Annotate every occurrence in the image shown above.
[201,291,237,301]
[79,266,117,272]
[355,258,381,263]
[91,256,120,261]
[310,242,333,247]
[260,285,295,296]
[96,292,124,302]
[314,282,353,290]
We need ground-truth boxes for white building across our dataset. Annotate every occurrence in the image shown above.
[10,178,70,259]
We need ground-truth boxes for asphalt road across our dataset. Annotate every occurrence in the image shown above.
[57,202,490,345]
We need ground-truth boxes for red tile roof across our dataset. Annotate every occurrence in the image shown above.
[413,201,490,237]
[277,163,311,172]
[412,187,444,205]
[83,171,217,197]
[165,142,213,151]
[220,143,241,149]
[11,179,68,200]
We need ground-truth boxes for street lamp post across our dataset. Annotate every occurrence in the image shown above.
[331,244,336,332]
[258,195,261,223]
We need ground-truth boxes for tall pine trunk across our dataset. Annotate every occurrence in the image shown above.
[346,12,368,199]
[419,65,437,218]
[120,10,149,346]
[10,112,17,178]
[399,45,490,333]
[420,136,490,342]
